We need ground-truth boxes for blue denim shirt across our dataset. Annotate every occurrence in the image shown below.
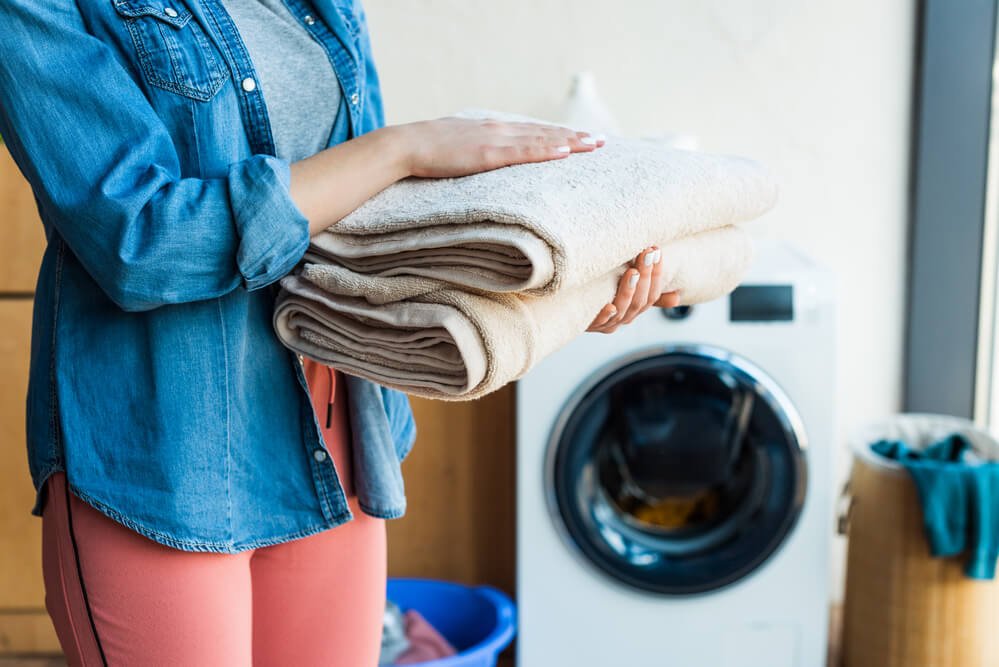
[0,0,416,552]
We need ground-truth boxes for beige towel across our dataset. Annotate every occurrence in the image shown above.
[310,135,777,294]
[275,226,754,400]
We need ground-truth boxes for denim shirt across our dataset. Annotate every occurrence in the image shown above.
[0,0,416,552]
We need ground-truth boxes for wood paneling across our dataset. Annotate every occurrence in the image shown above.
[0,614,59,656]
[0,301,57,654]
[0,147,46,293]
[387,386,517,596]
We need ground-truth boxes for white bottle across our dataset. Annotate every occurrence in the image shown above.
[562,71,621,137]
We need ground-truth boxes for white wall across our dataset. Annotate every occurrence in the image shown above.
[364,0,916,600]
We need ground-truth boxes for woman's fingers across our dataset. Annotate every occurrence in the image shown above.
[590,265,641,333]
[488,128,602,169]
[589,246,678,334]
[407,117,607,178]
[655,291,681,308]
[646,247,665,306]
[620,247,659,324]
[586,302,619,331]
[508,123,603,157]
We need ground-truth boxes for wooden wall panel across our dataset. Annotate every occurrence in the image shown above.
[0,145,54,654]
[0,301,58,654]
[0,148,45,293]
[387,385,517,595]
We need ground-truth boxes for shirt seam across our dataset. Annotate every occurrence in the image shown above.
[69,484,353,553]
[216,298,233,542]
[48,239,65,459]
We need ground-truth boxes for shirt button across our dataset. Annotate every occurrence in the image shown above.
[313,449,328,463]
[242,77,257,93]
[164,7,179,18]
[350,92,359,106]
[303,14,316,25]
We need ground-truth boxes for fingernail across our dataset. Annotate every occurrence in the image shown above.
[580,136,598,146]
[556,145,571,153]
[654,249,662,264]
[593,133,607,143]
[607,306,617,316]
[643,251,656,267]
[629,272,640,288]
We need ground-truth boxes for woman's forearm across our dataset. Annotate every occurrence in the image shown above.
[291,117,605,238]
[290,125,411,237]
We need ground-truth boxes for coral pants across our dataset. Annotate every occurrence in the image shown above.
[41,361,386,666]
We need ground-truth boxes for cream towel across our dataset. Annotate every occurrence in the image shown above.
[275,226,754,400]
[309,135,777,294]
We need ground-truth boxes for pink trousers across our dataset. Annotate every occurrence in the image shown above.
[42,361,386,666]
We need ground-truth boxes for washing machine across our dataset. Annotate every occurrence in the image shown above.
[516,241,836,667]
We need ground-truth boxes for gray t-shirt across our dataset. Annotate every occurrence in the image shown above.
[222,0,342,162]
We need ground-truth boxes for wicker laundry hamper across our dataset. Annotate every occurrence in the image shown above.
[841,414,999,667]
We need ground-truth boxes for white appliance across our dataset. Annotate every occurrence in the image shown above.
[516,241,836,667]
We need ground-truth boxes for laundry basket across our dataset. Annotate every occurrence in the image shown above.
[386,578,516,667]
[841,414,999,667]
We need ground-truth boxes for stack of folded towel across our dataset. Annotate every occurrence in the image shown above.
[274,114,778,400]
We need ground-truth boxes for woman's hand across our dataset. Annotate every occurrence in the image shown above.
[397,117,603,178]
[292,118,603,236]
[587,246,680,334]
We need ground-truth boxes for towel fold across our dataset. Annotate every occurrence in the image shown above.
[309,124,776,295]
[275,227,754,400]
[275,111,776,400]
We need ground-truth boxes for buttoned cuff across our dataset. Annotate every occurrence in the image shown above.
[229,154,311,291]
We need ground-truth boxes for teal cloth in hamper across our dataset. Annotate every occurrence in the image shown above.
[871,435,999,579]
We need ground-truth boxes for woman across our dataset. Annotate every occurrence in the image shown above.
[0,1,677,664]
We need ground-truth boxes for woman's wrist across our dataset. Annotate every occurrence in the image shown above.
[375,123,417,180]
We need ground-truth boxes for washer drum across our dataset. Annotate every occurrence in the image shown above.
[546,345,808,595]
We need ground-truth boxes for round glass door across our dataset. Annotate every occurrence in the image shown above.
[546,345,807,595]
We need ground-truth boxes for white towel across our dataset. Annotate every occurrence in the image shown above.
[309,133,776,294]
[275,112,776,400]
[275,226,755,400]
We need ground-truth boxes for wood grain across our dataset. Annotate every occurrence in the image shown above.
[386,385,517,596]
[0,148,45,293]
[843,460,999,667]
[0,301,59,655]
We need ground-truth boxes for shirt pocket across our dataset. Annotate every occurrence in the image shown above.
[113,0,226,102]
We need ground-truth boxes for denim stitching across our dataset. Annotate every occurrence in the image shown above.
[200,0,276,155]
[70,484,352,553]
[113,0,192,26]
[119,8,224,102]
[47,239,65,454]
[240,222,310,289]
[216,298,233,543]
[156,20,185,88]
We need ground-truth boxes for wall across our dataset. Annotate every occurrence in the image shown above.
[367,0,916,600]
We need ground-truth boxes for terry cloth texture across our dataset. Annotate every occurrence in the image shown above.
[275,227,755,400]
[274,111,776,400]
[307,129,775,295]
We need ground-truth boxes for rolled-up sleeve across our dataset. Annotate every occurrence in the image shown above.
[0,0,310,312]
[229,155,310,291]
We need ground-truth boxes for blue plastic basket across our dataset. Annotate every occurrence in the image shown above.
[386,578,516,667]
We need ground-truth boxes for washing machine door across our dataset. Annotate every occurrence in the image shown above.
[546,344,807,595]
